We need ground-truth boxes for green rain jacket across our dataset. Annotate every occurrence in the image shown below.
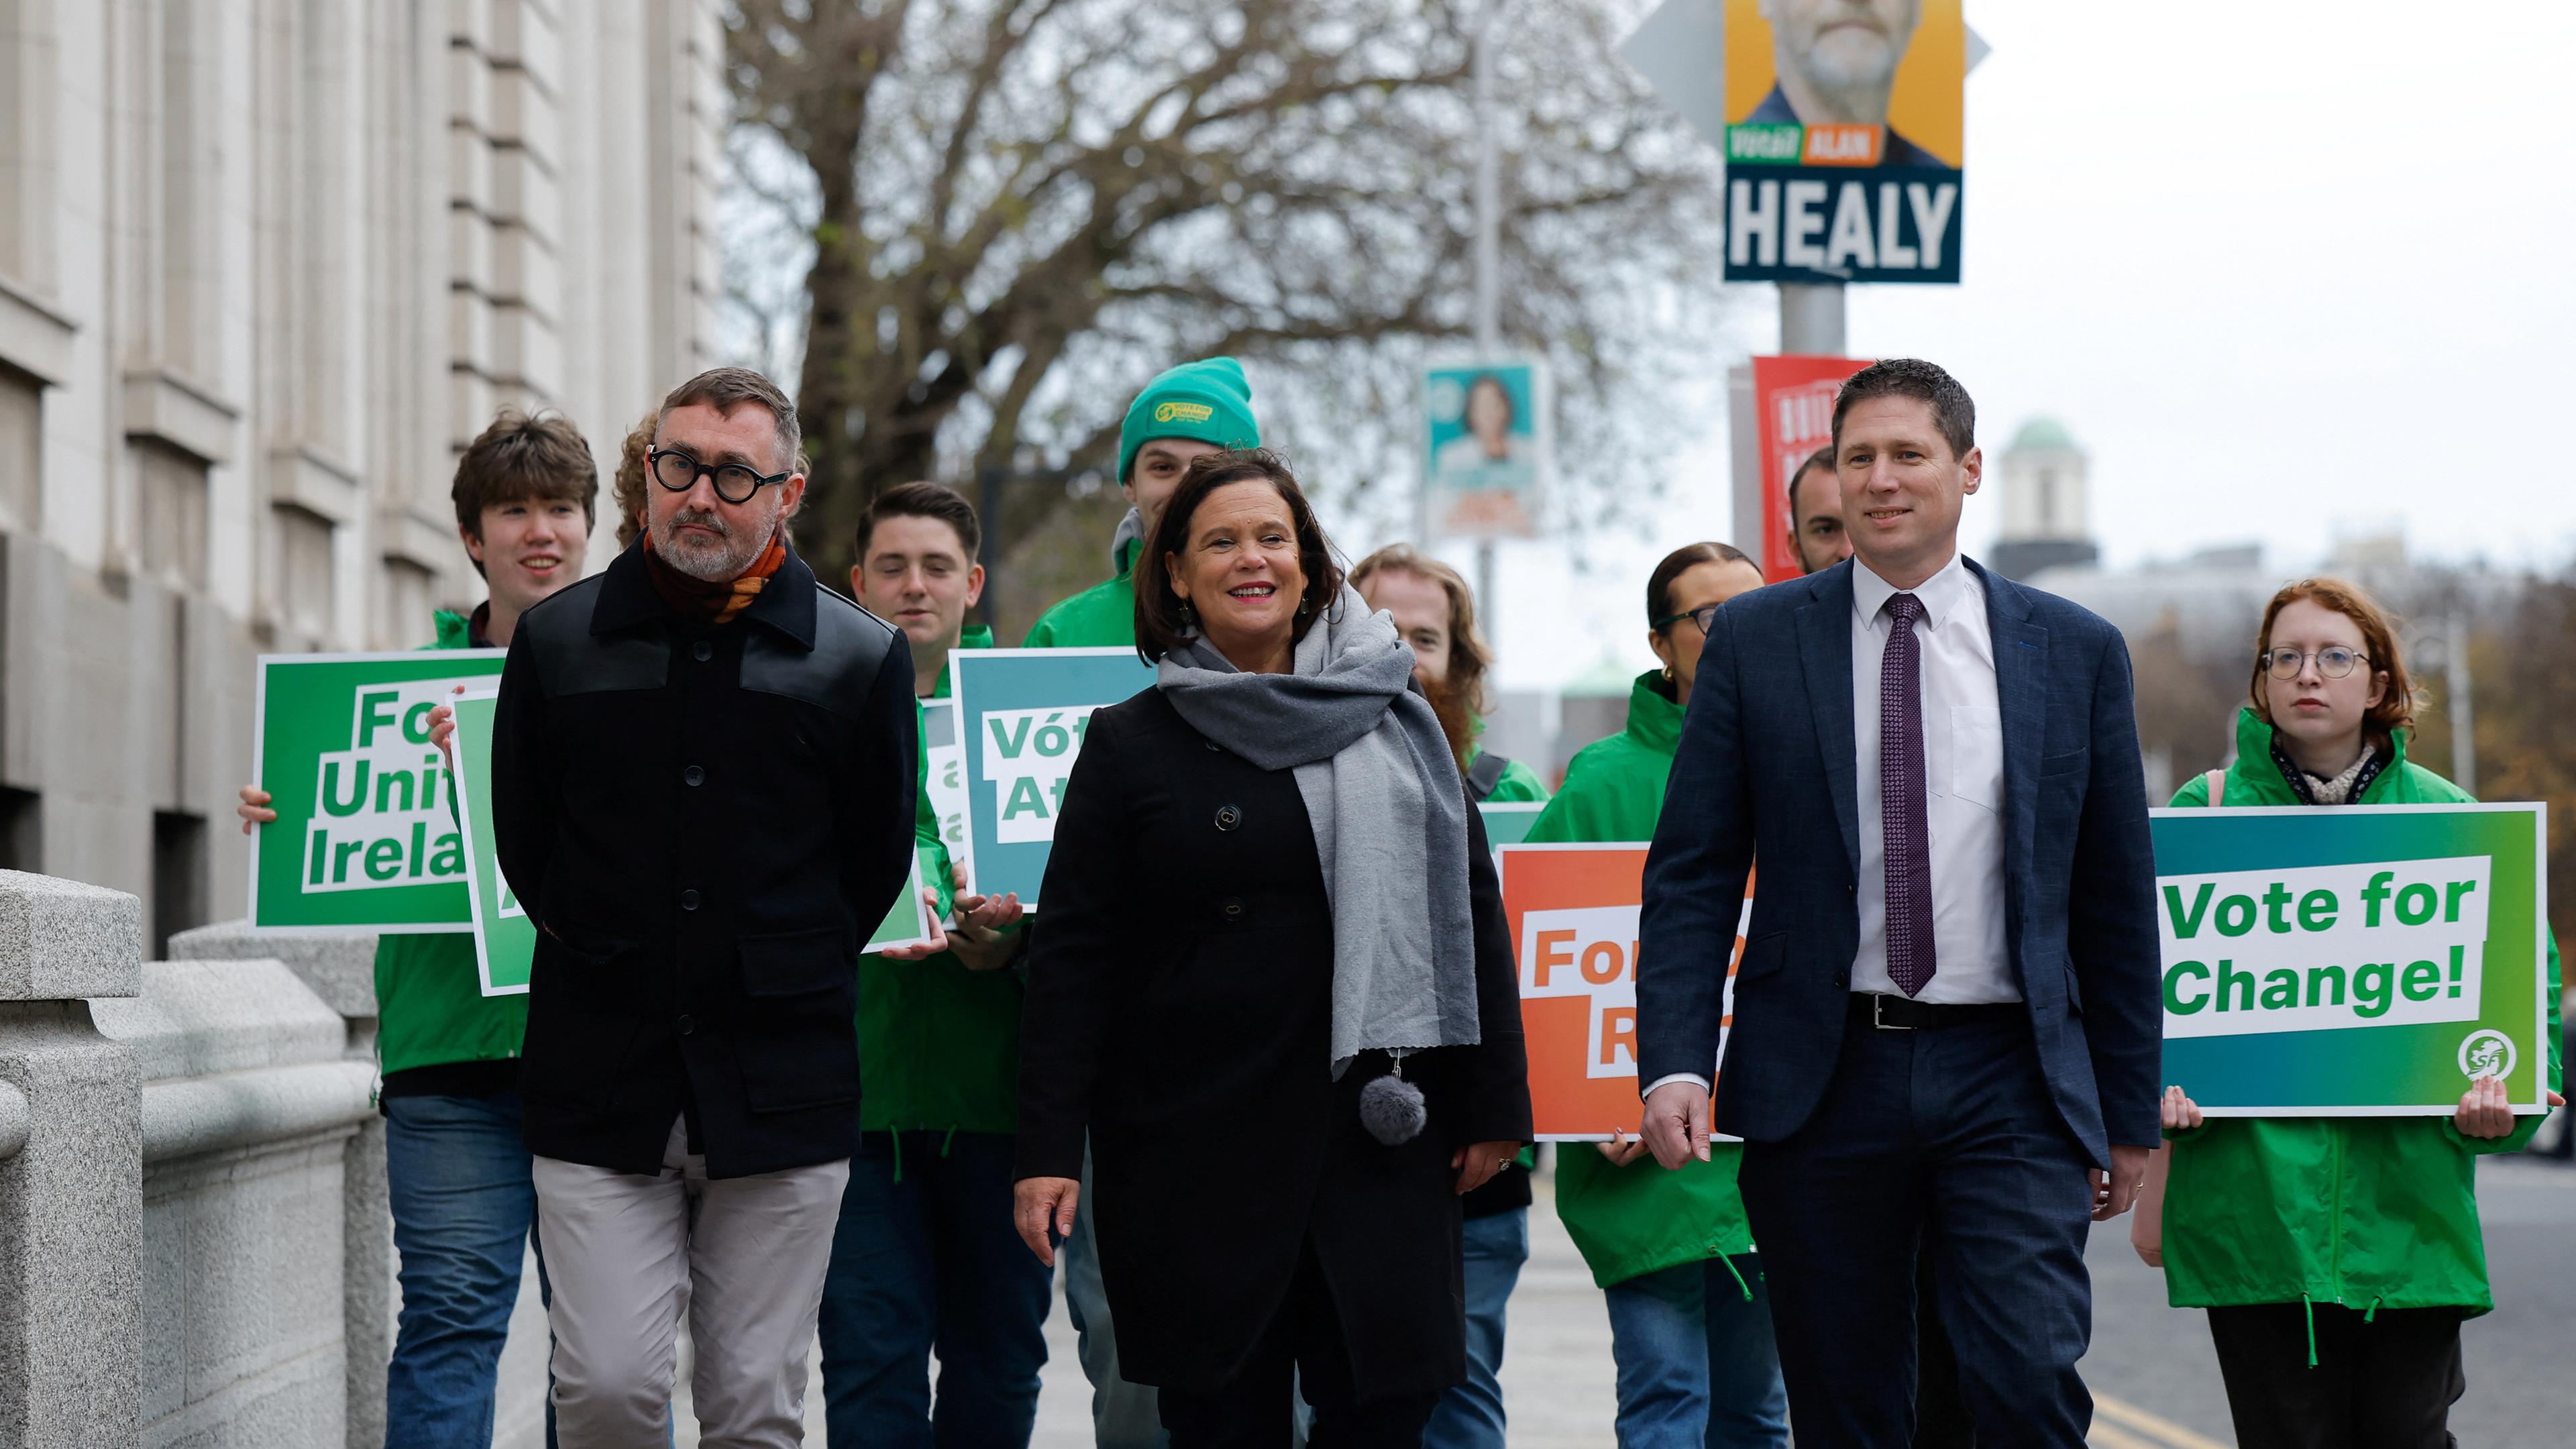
[855,624,1006,1138]
[1466,745,1550,804]
[2160,708,2563,1316]
[376,610,527,1079]
[1528,671,1758,1290]
[1021,543,1138,649]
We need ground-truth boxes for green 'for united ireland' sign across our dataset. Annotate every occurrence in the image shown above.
[2152,802,2551,1116]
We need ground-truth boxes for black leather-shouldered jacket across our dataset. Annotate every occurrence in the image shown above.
[491,537,918,1177]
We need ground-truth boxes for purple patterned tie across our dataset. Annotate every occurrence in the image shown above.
[1881,593,1937,997]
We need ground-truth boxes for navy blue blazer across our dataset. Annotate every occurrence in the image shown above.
[1635,557,2162,1165]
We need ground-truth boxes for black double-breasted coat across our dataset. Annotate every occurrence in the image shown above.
[1014,686,1532,1401]
[491,540,918,1178]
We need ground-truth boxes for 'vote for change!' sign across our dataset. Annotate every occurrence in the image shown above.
[2152,803,2551,1116]
[949,647,1159,908]
[250,650,507,932]
[1501,843,1746,1141]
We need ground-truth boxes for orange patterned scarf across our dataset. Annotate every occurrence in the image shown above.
[642,525,787,626]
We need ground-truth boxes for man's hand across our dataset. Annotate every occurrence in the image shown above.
[236,785,276,836]
[1014,1175,1081,1267]
[1595,1132,1651,1167]
[1451,1140,1521,1195]
[945,862,1025,973]
[424,683,467,764]
[2455,1078,2563,1138]
[2090,1144,2153,1221]
[1640,1080,1711,1169]
[875,887,951,961]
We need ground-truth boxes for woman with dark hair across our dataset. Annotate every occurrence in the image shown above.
[1012,447,1532,1446]
[1525,541,1788,1449]
[2137,577,2561,1449]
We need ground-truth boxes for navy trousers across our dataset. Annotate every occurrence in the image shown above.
[1737,1009,2094,1449]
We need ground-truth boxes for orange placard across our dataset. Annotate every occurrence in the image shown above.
[1500,843,1748,1140]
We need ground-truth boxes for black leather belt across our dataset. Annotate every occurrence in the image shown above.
[1851,993,2025,1031]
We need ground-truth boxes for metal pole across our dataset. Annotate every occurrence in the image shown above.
[1778,281,1846,356]
[1470,1,1502,647]
[2447,612,2476,794]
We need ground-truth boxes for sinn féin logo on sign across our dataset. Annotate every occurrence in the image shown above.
[2458,1029,2516,1081]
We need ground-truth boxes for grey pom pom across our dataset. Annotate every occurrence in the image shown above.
[1358,1072,1428,1145]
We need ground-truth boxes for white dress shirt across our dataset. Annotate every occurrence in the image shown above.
[1646,554,2016,1100]
[1848,554,2015,1004]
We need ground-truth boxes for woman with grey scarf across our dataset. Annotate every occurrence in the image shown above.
[1012,449,1532,1447]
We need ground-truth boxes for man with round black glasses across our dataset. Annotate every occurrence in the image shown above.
[492,365,938,1446]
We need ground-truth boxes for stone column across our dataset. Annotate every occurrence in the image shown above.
[167,921,386,1449]
[0,870,144,1449]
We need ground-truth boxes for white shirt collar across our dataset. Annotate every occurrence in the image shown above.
[1851,552,1976,632]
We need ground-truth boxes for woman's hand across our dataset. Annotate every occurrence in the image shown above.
[236,785,276,836]
[2160,1085,2203,1133]
[1451,1140,1520,1195]
[2454,1078,2564,1138]
[875,888,952,961]
[1594,1132,1651,1167]
[1014,1175,1081,1267]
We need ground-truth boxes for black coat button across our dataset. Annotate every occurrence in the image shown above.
[692,640,713,661]
[1215,805,1241,831]
[1222,897,1245,919]
[684,765,705,786]
[677,1014,696,1036]
[680,889,700,910]
[1204,738,1222,752]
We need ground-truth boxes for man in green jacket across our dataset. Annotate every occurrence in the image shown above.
[1527,542,1786,1449]
[238,411,600,1448]
[1020,357,1260,651]
[1020,358,1259,1449]
[826,482,1044,1444]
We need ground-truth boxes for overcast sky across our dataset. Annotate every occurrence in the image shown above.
[1458,0,2576,692]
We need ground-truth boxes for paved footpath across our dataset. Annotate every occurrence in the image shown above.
[495,1153,2576,1448]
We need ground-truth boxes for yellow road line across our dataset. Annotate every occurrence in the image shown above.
[2096,1392,2233,1449]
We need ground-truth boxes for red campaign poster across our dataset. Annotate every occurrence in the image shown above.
[1499,843,1750,1140]
[1752,354,1872,583]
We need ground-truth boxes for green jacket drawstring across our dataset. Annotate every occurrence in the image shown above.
[2365,1297,2381,1324]
[890,1129,904,1184]
[2302,1293,2318,1368]
[941,1126,959,1159]
[1717,1252,1754,1303]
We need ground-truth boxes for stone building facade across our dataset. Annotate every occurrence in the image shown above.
[0,0,724,952]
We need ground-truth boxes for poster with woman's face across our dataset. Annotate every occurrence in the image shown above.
[1424,360,1548,539]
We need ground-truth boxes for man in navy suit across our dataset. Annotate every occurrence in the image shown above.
[1635,359,2159,1448]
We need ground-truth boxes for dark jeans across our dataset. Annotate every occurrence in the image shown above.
[816,1129,1053,1447]
[1157,1246,1439,1449]
[2206,1303,2465,1449]
[382,1089,553,1449]
[1420,1206,1527,1449]
[1738,1010,2095,1449]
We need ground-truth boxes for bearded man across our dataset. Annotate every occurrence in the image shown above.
[491,366,928,1448]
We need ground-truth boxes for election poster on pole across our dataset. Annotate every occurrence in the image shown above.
[1501,843,1746,1141]
[1753,354,1870,582]
[1424,360,1549,539]
[949,647,1158,908]
[2152,803,2551,1116]
[250,650,508,932]
[1719,0,1965,283]
[446,691,532,996]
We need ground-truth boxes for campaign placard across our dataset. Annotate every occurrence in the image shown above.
[1501,843,1747,1141]
[867,849,936,955]
[2152,803,2550,1116]
[920,698,969,892]
[1424,360,1550,539]
[1478,801,1546,851]
[250,651,508,932]
[446,691,532,996]
[1720,0,1964,283]
[1753,354,1871,582]
[949,647,1158,908]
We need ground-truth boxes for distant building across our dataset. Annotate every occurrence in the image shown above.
[1987,417,2100,582]
[0,3,723,950]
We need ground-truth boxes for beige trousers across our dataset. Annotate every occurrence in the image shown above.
[533,1120,851,1449]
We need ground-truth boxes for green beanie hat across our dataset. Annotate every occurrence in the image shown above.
[1117,357,1260,486]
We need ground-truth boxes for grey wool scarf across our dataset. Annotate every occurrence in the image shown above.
[1156,585,1482,1075]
